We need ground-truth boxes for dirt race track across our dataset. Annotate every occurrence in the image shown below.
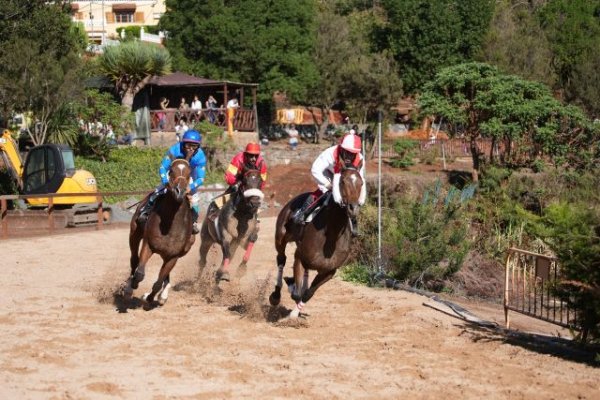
[1,215,598,400]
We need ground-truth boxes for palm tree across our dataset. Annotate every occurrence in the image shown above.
[99,41,171,110]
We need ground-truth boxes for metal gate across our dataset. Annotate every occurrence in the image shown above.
[504,247,579,330]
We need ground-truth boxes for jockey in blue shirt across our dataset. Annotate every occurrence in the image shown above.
[137,129,207,234]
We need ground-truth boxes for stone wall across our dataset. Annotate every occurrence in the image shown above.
[149,130,329,166]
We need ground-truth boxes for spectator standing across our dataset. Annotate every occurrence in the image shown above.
[226,97,239,137]
[175,117,189,142]
[158,97,169,131]
[287,123,299,150]
[191,95,202,122]
[206,95,218,123]
[178,97,189,121]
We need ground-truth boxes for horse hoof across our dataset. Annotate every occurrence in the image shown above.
[236,263,247,278]
[269,291,281,306]
[132,271,145,289]
[123,285,133,299]
[158,297,168,306]
[216,270,230,282]
[288,308,300,319]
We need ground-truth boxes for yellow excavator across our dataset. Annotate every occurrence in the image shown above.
[0,128,109,226]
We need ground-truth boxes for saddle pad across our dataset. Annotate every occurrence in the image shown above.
[214,193,231,209]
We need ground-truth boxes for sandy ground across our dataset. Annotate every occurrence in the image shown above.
[1,216,599,400]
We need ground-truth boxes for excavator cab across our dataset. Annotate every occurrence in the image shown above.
[22,144,98,206]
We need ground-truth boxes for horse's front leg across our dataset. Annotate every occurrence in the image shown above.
[125,241,152,297]
[237,229,258,276]
[288,258,308,318]
[216,237,233,282]
[269,252,287,306]
[143,258,178,306]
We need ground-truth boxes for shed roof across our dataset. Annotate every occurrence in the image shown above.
[148,71,257,88]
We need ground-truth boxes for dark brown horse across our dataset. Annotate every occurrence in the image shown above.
[124,159,195,306]
[269,166,364,318]
[199,168,264,282]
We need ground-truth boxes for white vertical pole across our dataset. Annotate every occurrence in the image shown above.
[377,111,383,273]
[101,0,105,46]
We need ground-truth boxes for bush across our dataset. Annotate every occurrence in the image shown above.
[76,146,226,203]
[390,139,418,168]
[358,180,474,290]
[528,203,600,343]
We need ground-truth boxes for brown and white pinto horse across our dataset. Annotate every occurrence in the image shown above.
[198,168,264,282]
[269,165,364,318]
[125,159,195,307]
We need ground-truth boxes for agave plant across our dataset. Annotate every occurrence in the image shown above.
[99,41,171,110]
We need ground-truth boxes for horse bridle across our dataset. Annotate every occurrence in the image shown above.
[338,165,362,208]
[169,159,190,188]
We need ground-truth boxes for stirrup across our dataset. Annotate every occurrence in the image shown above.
[292,209,305,225]
[137,210,149,224]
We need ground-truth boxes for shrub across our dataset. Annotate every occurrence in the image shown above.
[528,202,600,343]
[76,146,226,203]
[390,139,418,168]
[359,180,474,290]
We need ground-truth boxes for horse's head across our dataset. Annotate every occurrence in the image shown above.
[168,159,191,202]
[332,165,364,219]
[238,168,264,212]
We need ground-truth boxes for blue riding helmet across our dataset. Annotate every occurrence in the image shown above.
[182,129,202,144]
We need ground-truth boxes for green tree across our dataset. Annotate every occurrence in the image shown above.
[0,1,85,145]
[479,0,556,87]
[98,41,172,110]
[160,0,319,104]
[538,0,600,109]
[418,62,593,181]
[377,0,494,94]
[307,2,401,135]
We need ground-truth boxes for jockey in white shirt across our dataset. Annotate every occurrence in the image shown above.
[292,134,366,236]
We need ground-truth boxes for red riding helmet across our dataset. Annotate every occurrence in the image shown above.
[245,142,261,155]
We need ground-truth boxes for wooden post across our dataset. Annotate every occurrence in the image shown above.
[504,249,512,329]
[1,198,7,239]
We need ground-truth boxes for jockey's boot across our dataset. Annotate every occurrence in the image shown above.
[349,215,360,237]
[137,190,160,224]
[191,208,199,234]
[292,194,315,225]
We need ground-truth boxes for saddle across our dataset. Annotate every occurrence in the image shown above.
[207,192,233,222]
[304,192,332,224]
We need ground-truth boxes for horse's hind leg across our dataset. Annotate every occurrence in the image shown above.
[303,269,336,303]
[156,274,171,306]
[198,235,214,273]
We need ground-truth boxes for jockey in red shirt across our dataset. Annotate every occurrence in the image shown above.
[207,142,268,221]
[225,142,268,190]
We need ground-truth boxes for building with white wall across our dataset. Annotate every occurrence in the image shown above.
[70,1,166,44]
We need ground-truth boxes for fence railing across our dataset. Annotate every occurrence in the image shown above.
[150,108,256,133]
[504,247,579,330]
[0,188,222,239]
[373,138,502,160]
